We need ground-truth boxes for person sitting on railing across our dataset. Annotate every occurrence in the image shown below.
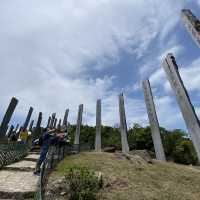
[34,128,56,175]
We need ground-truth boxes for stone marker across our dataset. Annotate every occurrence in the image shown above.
[32,112,42,139]
[35,112,42,131]
[23,107,33,129]
[16,126,22,138]
[62,109,69,127]
[53,118,57,129]
[118,94,129,154]
[29,120,34,132]
[57,118,61,129]
[5,125,9,135]
[74,104,83,145]
[50,113,56,129]
[181,9,200,48]
[7,125,14,138]
[162,53,200,161]
[95,99,102,152]
[0,97,18,137]
[47,116,51,128]
[142,80,166,161]
[14,124,19,132]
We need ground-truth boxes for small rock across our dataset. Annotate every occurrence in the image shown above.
[60,191,67,196]
[130,150,152,163]
[103,147,116,153]
[97,172,103,188]
[105,182,111,188]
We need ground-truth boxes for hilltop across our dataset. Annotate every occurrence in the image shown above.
[45,152,200,200]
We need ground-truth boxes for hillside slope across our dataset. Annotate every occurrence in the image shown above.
[47,152,200,200]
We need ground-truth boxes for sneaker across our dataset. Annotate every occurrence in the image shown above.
[33,171,40,176]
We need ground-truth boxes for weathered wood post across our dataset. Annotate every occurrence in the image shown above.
[47,116,51,128]
[53,118,57,129]
[50,113,56,129]
[29,120,34,132]
[33,112,42,140]
[7,125,14,138]
[143,80,166,161]
[0,97,18,138]
[74,104,83,145]
[16,126,22,138]
[118,94,129,154]
[62,109,69,128]
[23,107,33,129]
[36,112,42,130]
[162,53,200,161]
[95,99,102,152]
[57,118,62,129]
[181,9,200,48]
[14,124,19,132]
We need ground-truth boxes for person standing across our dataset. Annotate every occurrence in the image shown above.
[34,128,56,175]
[19,128,28,144]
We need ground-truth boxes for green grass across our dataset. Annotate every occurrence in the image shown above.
[51,152,200,200]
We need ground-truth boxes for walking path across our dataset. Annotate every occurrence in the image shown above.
[0,153,39,200]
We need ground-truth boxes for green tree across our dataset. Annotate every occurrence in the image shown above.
[67,123,198,165]
[128,125,153,151]
[172,140,197,164]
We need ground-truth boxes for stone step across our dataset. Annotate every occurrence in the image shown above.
[23,154,39,162]
[3,167,34,172]
[0,170,38,199]
[29,151,40,155]
[23,158,38,162]
[0,191,35,199]
[3,160,36,171]
[0,199,33,200]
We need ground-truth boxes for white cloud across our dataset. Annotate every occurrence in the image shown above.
[158,45,184,61]
[148,55,200,130]
[139,41,184,79]
[149,68,164,86]
[180,58,200,92]
[150,57,200,94]
[154,96,184,129]
[0,0,186,127]
[3,76,115,126]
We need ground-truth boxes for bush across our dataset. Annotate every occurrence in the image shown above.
[163,130,184,157]
[65,167,101,200]
[128,125,154,151]
[172,140,198,165]
[101,126,121,149]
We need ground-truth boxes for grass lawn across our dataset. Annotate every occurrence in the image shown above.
[50,152,200,200]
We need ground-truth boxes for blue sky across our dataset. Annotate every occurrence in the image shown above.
[0,0,200,131]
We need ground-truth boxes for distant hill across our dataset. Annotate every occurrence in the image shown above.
[45,152,200,200]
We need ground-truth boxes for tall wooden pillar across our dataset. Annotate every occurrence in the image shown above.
[95,99,102,152]
[74,104,83,145]
[0,97,18,137]
[143,80,166,161]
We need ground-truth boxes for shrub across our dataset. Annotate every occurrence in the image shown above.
[172,140,198,165]
[65,167,101,200]
[163,130,184,157]
[128,126,154,151]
